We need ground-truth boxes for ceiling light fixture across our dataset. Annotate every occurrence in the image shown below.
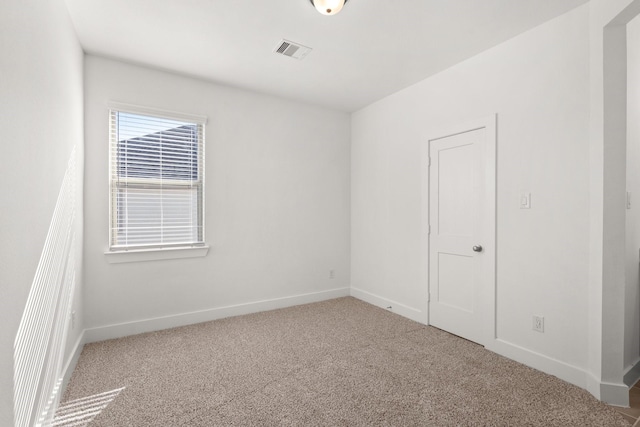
[309,0,348,16]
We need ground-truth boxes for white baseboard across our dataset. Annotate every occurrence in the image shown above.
[61,331,85,394]
[600,381,630,407]
[586,372,602,401]
[624,357,640,388]
[487,340,629,406]
[84,287,350,343]
[75,285,632,408]
[486,339,589,389]
[349,288,630,407]
[350,287,427,324]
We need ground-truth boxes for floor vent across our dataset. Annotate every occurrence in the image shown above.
[274,39,312,60]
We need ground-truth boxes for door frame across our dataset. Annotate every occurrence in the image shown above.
[421,114,497,346]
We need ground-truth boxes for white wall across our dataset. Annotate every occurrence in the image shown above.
[352,5,591,381]
[588,0,640,403]
[626,13,640,373]
[83,56,351,334]
[0,0,84,424]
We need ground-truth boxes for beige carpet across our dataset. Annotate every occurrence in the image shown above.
[57,297,629,426]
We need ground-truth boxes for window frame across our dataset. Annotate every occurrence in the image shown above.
[106,102,208,260]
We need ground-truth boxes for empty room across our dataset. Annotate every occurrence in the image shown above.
[4,0,640,425]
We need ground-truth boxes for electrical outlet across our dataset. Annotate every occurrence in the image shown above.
[533,315,544,333]
[329,269,335,279]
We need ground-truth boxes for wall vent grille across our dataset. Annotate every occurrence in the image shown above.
[274,39,312,60]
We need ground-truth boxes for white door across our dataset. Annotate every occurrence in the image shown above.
[427,120,495,346]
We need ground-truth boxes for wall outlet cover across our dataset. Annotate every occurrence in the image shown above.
[533,315,544,333]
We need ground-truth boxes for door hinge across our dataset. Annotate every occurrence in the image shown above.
[427,224,431,235]
[428,156,431,167]
[427,292,431,302]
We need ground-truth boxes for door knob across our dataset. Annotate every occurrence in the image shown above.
[473,245,483,252]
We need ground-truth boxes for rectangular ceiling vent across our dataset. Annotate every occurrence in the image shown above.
[274,39,312,60]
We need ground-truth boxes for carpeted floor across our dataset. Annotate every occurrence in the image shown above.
[57,297,629,426]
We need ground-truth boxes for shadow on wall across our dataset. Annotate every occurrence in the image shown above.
[13,148,78,427]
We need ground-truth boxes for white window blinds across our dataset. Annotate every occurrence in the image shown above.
[109,107,205,250]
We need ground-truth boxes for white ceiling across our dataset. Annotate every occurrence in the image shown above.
[64,0,589,112]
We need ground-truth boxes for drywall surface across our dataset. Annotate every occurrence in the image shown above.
[588,0,638,402]
[83,56,350,330]
[352,5,590,372]
[626,13,640,372]
[0,0,84,424]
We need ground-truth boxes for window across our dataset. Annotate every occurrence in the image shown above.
[109,105,205,251]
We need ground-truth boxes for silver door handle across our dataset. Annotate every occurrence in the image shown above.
[473,245,483,252]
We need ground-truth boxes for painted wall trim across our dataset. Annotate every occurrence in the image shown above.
[624,357,640,387]
[107,101,208,125]
[486,339,629,407]
[600,381,630,407]
[584,372,629,407]
[347,290,630,407]
[61,331,86,396]
[487,339,589,389]
[67,289,630,406]
[586,372,602,401]
[84,287,350,343]
[104,245,209,264]
[350,287,427,324]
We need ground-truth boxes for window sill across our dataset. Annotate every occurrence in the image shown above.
[104,245,209,264]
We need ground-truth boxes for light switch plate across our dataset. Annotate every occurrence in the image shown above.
[520,192,531,209]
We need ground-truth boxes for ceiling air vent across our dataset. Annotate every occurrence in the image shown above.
[274,39,312,60]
